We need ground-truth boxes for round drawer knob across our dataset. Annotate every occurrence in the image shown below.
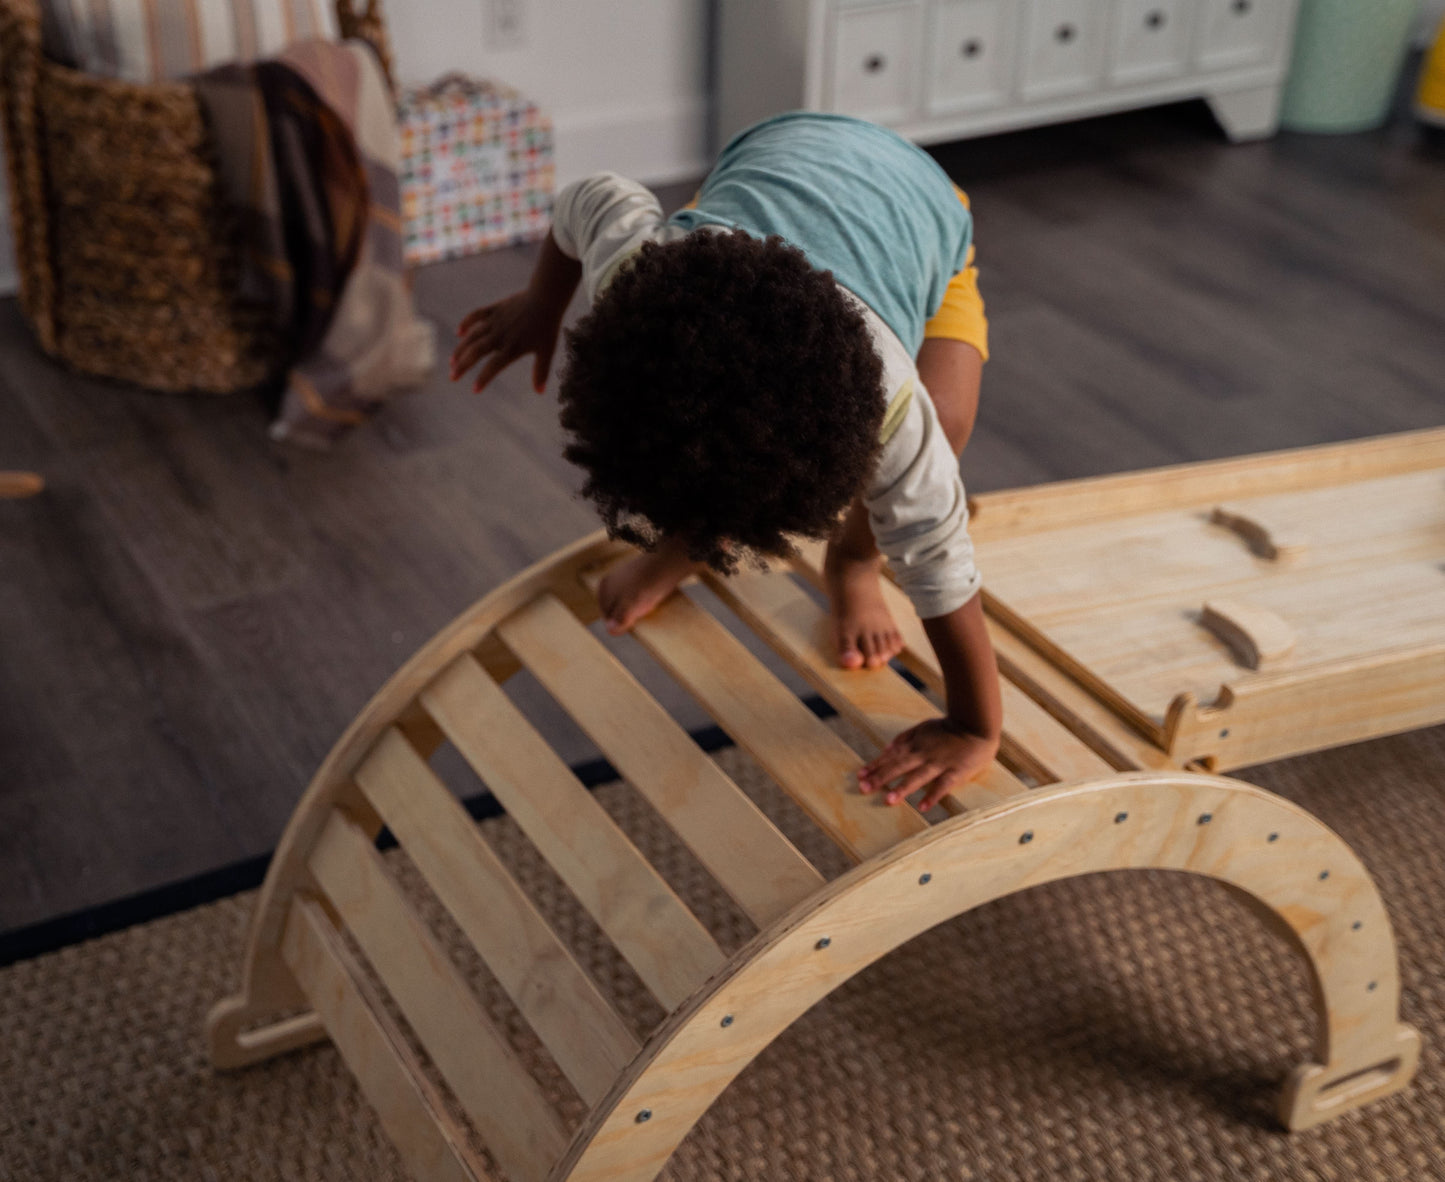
[962,38,983,58]
[864,53,886,73]
[1055,23,1076,44]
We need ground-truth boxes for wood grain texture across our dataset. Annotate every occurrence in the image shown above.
[496,593,825,928]
[553,771,1419,1179]
[280,897,486,1182]
[421,655,726,1011]
[787,538,1117,787]
[308,810,572,1167]
[601,575,930,863]
[700,563,1029,810]
[347,729,640,1106]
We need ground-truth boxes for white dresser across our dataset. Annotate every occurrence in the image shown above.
[718,0,1302,147]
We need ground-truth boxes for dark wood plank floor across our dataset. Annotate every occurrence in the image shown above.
[2,97,1443,933]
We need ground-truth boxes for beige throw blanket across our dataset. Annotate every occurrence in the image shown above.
[196,40,434,447]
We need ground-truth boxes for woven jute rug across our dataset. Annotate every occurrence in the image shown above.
[3,721,1443,1182]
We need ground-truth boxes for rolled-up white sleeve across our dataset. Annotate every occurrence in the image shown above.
[863,379,981,620]
[551,173,668,303]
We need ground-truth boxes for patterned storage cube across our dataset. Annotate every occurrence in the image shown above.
[399,74,554,266]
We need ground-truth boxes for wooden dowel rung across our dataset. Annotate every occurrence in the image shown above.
[420,657,726,1011]
[280,897,488,1182]
[496,593,825,928]
[351,730,639,1105]
[586,570,927,862]
[703,566,1028,811]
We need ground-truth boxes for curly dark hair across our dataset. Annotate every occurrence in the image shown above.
[558,229,885,572]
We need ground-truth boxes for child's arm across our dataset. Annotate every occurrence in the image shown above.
[451,173,667,394]
[450,230,581,394]
[856,591,1002,811]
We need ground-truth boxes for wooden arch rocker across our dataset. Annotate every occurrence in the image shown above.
[207,530,1420,1182]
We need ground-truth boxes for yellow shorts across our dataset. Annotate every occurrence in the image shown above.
[682,184,989,361]
[922,186,989,362]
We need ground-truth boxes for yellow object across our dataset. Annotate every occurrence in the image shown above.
[1419,18,1445,126]
[878,377,914,446]
[923,185,990,361]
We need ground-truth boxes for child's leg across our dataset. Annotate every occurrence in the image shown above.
[596,535,704,635]
[822,338,983,669]
[826,497,904,669]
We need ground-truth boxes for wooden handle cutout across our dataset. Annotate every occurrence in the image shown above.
[1199,598,1297,671]
[1210,504,1307,562]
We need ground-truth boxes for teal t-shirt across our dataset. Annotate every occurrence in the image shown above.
[668,113,972,356]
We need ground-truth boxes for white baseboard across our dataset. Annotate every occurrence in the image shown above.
[552,97,712,191]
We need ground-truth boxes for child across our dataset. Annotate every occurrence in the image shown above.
[451,112,1000,812]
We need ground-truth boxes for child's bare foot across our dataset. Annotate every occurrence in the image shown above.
[597,537,702,634]
[825,548,905,670]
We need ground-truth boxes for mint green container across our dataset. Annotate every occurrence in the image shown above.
[1280,0,1420,132]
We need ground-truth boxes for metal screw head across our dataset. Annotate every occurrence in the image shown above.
[1114,812,1128,824]
[635,1109,652,1124]
[1267,833,1279,843]
[1219,728,1231,738]
[720,1014,734,1028]
[1319,870,1330,881]
[1198,813,1213,825]
[1368,981,1378,992]
[1019,830,1034,845]
[1353,921,1363,931]
[918,873,932,885]
[815,936,831,950]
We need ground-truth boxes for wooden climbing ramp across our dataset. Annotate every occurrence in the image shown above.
[207,430,1441,1180]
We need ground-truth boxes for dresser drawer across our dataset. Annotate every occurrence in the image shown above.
[1021,0,1108,101]
[926,0,1017,115]
[1197,0,1291,70]
[1110,0,1193,85]
[828,3,923,123]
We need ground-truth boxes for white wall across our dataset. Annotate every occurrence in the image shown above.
[387,0,715,188]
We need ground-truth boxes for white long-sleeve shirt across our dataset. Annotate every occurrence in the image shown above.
[552,173,981,620]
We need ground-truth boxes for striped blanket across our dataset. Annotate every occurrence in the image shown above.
[195,40,434,448]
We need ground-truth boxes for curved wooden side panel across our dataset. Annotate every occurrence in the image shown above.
[552,771,1419,1181]
[206,532,630,1068]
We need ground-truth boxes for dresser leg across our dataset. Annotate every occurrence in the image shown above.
[1208,83,1284,141]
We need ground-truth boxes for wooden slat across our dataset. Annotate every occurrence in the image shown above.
[965,426,1445,540]
[589,577,929,862]
[308,811,572,1170]
[351,730,639,1105]
[420,657,725,1011]
[280,897,484,1182]
[703,566,1028,811]
[985,622,1179,772]
[788,540,1117,786]
[496,594,825,927]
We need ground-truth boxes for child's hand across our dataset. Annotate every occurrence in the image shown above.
[857,718,1000,812]
[450,292,562,394]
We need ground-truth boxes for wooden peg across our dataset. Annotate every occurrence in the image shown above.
[1200,598,1297,671]
[1210,504,1307,562]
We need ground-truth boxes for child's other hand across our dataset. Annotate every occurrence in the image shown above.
[857,719,1000,812]
[450,292,561,394]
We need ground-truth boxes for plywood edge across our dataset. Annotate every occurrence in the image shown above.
[967,428,1445,540]
[1163,641,1445,769]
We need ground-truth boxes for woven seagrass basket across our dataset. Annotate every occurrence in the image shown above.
[0,0,393,395]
